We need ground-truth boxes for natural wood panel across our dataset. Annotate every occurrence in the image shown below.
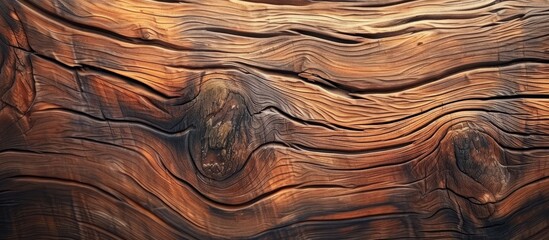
[1,0,548,239]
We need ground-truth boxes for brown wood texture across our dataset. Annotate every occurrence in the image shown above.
[1,0,549,239]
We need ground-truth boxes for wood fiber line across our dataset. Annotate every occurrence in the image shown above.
[1,0,548,239]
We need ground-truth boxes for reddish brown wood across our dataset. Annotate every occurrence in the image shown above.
[1,0,548,239]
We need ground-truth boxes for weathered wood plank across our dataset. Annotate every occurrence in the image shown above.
[1,0,548,239]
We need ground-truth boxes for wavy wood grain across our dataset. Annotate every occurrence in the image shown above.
[1,0,548,239]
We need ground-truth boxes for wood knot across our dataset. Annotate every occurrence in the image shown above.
[449,122,509,201]
[189,81,252,181]
[140,28,155,40]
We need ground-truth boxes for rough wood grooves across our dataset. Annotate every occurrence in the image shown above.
[1,0,548,239]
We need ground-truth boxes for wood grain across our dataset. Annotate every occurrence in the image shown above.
[1,0,548,239]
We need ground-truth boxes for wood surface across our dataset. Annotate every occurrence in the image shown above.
[1,0,549,239]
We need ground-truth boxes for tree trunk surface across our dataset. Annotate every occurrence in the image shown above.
[1,0,548,239]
